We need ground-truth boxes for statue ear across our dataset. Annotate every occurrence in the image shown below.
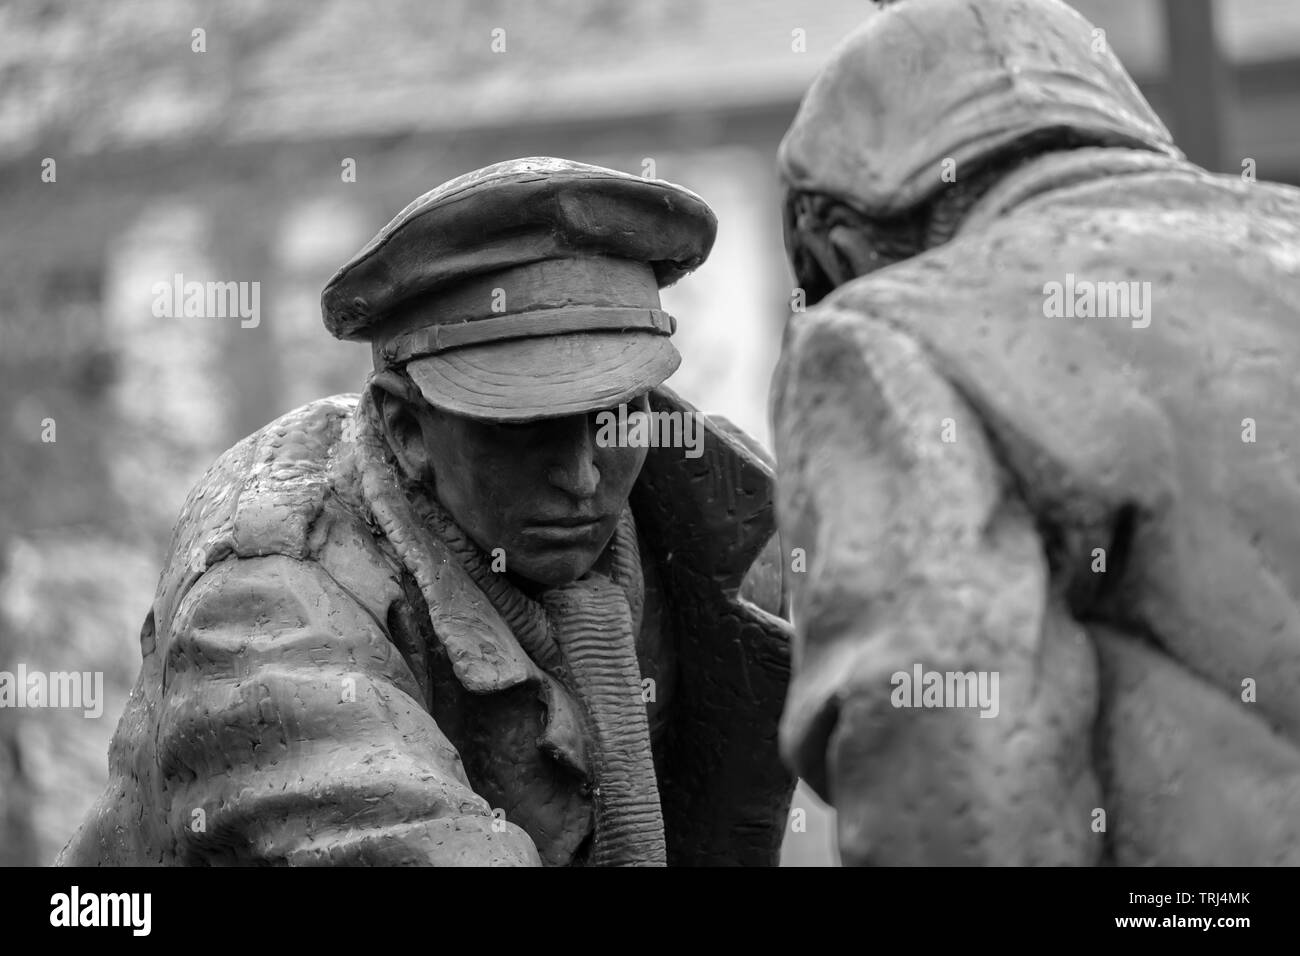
[369,370,435,483]
[788,191,883,298]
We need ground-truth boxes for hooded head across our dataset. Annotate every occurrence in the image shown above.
[779,0,1181,302]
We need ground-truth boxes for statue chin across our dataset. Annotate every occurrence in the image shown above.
[497,518,621,590]
[510,550,601,590]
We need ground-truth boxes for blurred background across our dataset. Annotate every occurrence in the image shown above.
[2,0,1299,867]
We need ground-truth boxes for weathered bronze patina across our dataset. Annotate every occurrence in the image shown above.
[774,0,1300,865]
[61,158,794,867]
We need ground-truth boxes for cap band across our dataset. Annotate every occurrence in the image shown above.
[379,306,676,365]
[370,256,673,367]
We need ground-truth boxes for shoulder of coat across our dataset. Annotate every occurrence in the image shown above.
[153,394,367,628]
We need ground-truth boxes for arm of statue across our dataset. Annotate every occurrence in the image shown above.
[772,304,1103,865]
[157,553,541,866]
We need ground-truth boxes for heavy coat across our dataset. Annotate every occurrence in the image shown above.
[775,150,1300,865]
[60,387,793,866]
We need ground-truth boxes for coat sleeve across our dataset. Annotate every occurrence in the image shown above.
[772,303,1103,865]
[153,552,540,866]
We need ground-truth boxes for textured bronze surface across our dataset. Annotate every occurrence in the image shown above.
[775,0,1300,865]
[58,158,794,867]
[59,389,794,866]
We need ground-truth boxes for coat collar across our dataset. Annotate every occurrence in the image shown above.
[348,383,780,786]
[353,386,536,694]
[349,387,598,783]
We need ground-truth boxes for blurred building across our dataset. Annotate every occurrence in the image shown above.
[1,0,1298,866]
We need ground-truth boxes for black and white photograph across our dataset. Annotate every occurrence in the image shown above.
[0,0,1293,936]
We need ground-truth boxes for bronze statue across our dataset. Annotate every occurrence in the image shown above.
[774,0,1300,864]
[60,158,794,866]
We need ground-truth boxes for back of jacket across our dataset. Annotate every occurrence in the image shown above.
[775,152,1300,864]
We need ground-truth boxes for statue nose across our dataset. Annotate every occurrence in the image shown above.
[547,423,600,498]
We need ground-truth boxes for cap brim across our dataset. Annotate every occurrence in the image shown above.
[405,331,680,422]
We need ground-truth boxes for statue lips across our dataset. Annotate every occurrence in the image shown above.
[523,513,610,545]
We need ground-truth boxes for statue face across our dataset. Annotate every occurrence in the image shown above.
[425,394,650,588]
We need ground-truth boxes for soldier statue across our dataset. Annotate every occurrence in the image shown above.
[61,158,794,867]
[773,0,1300,864]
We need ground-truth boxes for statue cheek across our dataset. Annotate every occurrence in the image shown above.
[605,444,647,495]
